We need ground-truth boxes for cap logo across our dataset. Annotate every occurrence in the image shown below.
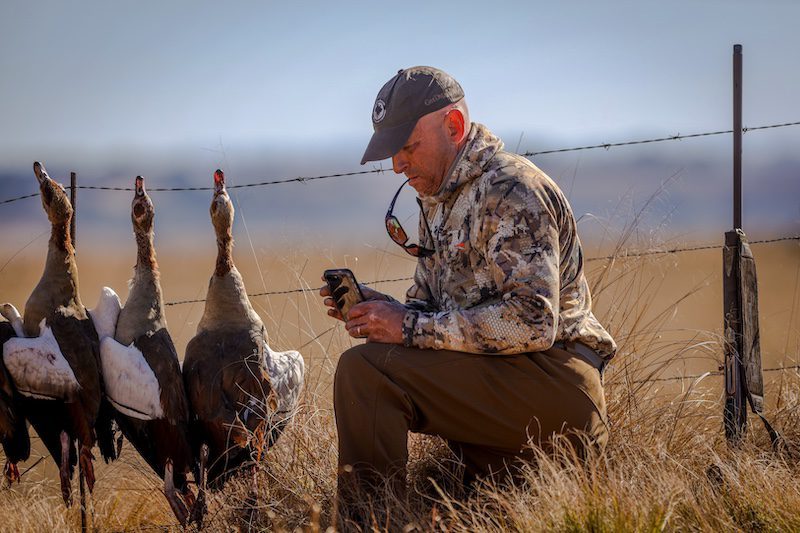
[372,99,387,123]
[424,93,445,106]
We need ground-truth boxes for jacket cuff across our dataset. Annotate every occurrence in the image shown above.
[401,310,419,348]
[402,310,438,349]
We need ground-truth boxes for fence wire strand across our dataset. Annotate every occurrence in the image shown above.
[75,168,387,192]
[629,364,800,385]
[0,192,40,206]
[523,120,800,157]
[1,120,798,206]
[162,235,800,307]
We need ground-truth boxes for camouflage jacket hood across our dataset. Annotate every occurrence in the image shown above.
[401,123,617,358]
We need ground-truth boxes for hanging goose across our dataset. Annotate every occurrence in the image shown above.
[183,169,305,487]
[1,162,117,504]
[0,305,30,484]
[99,176,199,525]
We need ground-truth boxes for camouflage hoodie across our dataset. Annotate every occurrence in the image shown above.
[401,123,617,358]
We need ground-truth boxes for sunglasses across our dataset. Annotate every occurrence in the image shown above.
[385,179,435,258]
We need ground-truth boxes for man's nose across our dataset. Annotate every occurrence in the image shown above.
[392,154,408,175]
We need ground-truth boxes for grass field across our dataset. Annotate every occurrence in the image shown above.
[0,233,798,531]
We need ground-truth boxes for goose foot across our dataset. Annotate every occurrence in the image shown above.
[59,431,72,506]
[189,444,209,528]
[254,424,267,464]
[116,430,124,458]
[163,460,189,526]
[3,461,20,484]
[180,485,197,515]
[4,461,22,485]
[182,489,204,528]
[79,444,95,493]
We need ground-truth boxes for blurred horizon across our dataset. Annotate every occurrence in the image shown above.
[1,129,797,255]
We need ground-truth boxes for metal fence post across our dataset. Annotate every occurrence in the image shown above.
[723,44,766,446]
[733,45,742,231]
[70,171,77,249]
[69,170,88,530]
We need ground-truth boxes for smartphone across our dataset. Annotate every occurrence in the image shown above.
[323,268,365,320]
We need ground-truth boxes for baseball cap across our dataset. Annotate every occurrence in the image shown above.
[361,66,464,165]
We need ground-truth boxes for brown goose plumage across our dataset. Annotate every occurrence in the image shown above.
[100,176,197,524]
[183,169,304,487]
[15,162,116,504]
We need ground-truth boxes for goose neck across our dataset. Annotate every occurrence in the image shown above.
[215,233,233,276]
[135,230,157,272]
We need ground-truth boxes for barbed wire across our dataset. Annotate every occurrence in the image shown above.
[627,364,800,385]
[163,276,414,307]
[584,235,800,263]
[162,235,799,307]
[0,168,386,205]
[75,168,387,192]
[1,120,798,206]
[522,120,800,157]
[0,192,40,206]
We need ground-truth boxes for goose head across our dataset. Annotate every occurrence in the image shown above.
[131,176,155,235]
[33,161,72,225]
[210,169,234,239]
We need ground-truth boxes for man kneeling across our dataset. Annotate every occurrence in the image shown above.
[320,66,616,523]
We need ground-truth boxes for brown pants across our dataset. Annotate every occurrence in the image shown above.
[334,342,608,505]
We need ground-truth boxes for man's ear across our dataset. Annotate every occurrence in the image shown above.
[444,109,466,143]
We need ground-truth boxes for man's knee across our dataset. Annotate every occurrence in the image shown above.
[334,344,386,405]
[335,345,371,387]
[335,342,395,379]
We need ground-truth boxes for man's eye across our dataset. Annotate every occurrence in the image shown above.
[404,142,419,154]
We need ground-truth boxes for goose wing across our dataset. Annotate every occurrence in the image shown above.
[2,319,81,401]
[100,336,164,420]
[184,330,269,445]
[0,321,30,464]
[87,287,121,340]
[48,310,103,420]
[0,322,17,400]
[263,343,304,416]
[220,333,277,435]
[134,327,189,424]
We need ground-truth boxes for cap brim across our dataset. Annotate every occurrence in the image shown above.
[360,120,418,165]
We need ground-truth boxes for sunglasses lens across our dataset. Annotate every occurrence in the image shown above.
[405,245,422,257]
[385,216,408,244]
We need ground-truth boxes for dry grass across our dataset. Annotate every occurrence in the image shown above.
[0,224,799,531]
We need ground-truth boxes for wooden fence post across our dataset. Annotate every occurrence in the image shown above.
[723,230,764,443]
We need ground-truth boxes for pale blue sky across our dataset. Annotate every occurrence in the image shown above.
[2,1,798,151]
[0,1,798,252]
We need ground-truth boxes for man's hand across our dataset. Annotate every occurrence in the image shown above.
[344,301,406,344]
[319,277,392,322]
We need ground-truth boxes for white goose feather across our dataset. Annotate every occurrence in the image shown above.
[264,343,304,417]
[2,319,81,400]
[0,303,24,337]
[99,336,163,420]
[88,287,122,340]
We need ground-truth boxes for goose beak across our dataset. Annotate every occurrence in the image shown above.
[33,161,49,184]
[213,169,225,194]
[135,176,146,197]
